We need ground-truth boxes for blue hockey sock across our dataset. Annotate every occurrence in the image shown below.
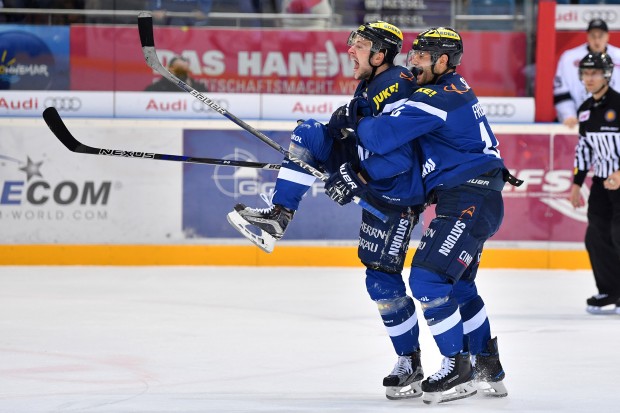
[410,267,463,356]
[460,295,491,355]
[377,296,420,355]
[424,298,463,356]
[271,159,317,211]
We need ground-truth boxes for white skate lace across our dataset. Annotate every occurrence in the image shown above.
[248,190,276,214]
[429,356,455,381]
[389,356,413,376]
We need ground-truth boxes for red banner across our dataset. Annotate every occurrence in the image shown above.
[70,26,526,96]
[487,133,585,242]
[423,132,587,243]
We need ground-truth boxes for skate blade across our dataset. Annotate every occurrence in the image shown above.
[385,381,423,400]
[477,380,508,398]
[586,305,617,315]
[226,211,276,253]
[422,381,477,405]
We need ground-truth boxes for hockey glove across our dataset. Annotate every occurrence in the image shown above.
[327,97,372,140]
[350,96,372,119]
[324,162,367,206]
[327,104,352,140]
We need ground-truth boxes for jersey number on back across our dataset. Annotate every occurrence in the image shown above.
[479,122,500,158]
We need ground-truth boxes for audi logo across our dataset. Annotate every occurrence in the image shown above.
[583,10,618,23]
[481,103,516,118]
[192,98,229,113]
[44,97,82,111]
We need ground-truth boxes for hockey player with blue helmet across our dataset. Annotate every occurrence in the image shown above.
[227,21,427,400]
[334,27,520,404]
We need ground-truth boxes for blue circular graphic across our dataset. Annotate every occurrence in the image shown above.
[0,30,55,90]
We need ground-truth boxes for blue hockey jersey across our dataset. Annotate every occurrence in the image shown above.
[353,66,426,207]
[356,72,505,195]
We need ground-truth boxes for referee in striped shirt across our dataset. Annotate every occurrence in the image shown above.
[570,52,620,314]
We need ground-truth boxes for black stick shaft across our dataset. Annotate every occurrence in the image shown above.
[42,107,281,170]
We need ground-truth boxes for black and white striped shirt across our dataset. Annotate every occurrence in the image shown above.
[574,87,620,185]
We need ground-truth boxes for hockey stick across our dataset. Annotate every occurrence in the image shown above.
[42,107,281,170]
[137,11,388,222]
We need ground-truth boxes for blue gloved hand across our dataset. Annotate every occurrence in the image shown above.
[350,96,372,119]
[324,162,367,206]
[327,97,372,140]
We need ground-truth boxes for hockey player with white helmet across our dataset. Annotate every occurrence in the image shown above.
[227,21,428,400]
[334,27,522,404]
[554,18,620,128]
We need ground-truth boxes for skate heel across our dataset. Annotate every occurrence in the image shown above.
[473,337,508,398]
[478,380,508,397]
[227,211,277,253]
[422,381,477,405]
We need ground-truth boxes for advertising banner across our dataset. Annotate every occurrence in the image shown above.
[70,26,527,97]
[1,119,586,244]
[0,90,536,123]
[114,91,261,119]
[261,95,535,123]
[0,25,70,91]
[183,128,583,242]
[0,90,113,117]
[488,132,586,242]
[556,4,620,31]
[1,121,183,243]
[181,129,425,241]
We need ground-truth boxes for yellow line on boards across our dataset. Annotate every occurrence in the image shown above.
[0,245,591,269]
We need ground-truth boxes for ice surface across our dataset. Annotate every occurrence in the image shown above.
[0,266,618,412]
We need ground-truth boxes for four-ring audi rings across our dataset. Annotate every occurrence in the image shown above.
[583,10,618,23]
[44,97,82,111]
[192,98,229,113]
[481,103,516,118]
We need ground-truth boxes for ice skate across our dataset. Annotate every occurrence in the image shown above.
[227,192,294,253]
[421,352,477,405]
[586,294,619,314]
[383,349,424,400]
[472,337,508,397]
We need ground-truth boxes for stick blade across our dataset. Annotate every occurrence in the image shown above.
[42,107,79,151]
[137,11,154,47]
[42,107,95,154]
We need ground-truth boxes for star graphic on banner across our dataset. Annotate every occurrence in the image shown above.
[19,157,43,181]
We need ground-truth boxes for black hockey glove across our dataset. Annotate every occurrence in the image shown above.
[327,97,372,140]
[324,162,367,206]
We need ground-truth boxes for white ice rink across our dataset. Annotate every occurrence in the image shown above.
[1,266,618,413]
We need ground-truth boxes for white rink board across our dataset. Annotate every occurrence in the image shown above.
[1,118,576,247]
[1,119,183,243]
[0,91,536,123]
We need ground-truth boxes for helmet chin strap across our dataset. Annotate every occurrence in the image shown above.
[428,55,451,84]
[366,51,387,83]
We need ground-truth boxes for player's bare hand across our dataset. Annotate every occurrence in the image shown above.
[563,117,579,128]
